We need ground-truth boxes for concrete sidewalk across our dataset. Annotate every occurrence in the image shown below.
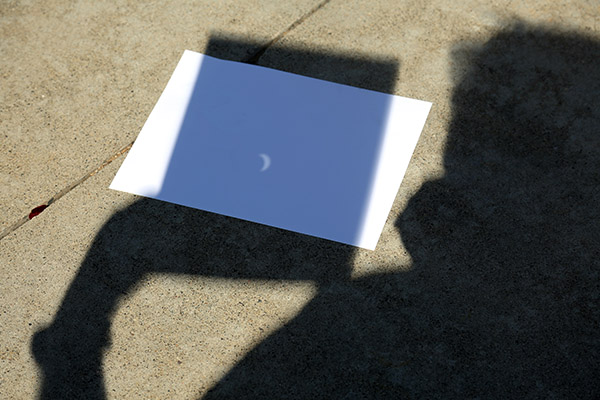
[1,1,599,398]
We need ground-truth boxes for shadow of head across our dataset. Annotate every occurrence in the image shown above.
[31,33,400,399]
[400,21,600,266]
[396,22,600,397]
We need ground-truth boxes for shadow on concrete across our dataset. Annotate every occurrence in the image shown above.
[391,23,600,397]
[30,34,397,399]
[32,24,600,399]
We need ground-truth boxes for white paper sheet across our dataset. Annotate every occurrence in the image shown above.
[110,50,431,250]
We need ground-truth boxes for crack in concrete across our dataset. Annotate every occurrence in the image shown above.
[0,1,331,242]
[0,142,133,241]
[243,0,332,64]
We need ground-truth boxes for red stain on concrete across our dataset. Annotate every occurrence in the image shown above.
[29,205,48,219]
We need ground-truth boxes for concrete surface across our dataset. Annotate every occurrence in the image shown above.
[1,0,599,399]
[0,0,324,232]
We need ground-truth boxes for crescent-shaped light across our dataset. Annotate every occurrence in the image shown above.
[259,153,271,172]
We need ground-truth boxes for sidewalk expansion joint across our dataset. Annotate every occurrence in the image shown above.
[243,0,332,64]
[0,141,134,242]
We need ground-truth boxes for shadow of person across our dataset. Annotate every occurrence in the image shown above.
[203,23,600,399]
[31,24,600,399]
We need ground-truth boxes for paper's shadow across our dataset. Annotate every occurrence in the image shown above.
[32,24,600,399]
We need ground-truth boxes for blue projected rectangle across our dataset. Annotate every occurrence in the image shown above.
[110,50,431,249]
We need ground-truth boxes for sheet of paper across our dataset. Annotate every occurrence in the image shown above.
[110,50,431,250]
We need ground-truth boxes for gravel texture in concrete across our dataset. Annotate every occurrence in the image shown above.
[1,0,599,399]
